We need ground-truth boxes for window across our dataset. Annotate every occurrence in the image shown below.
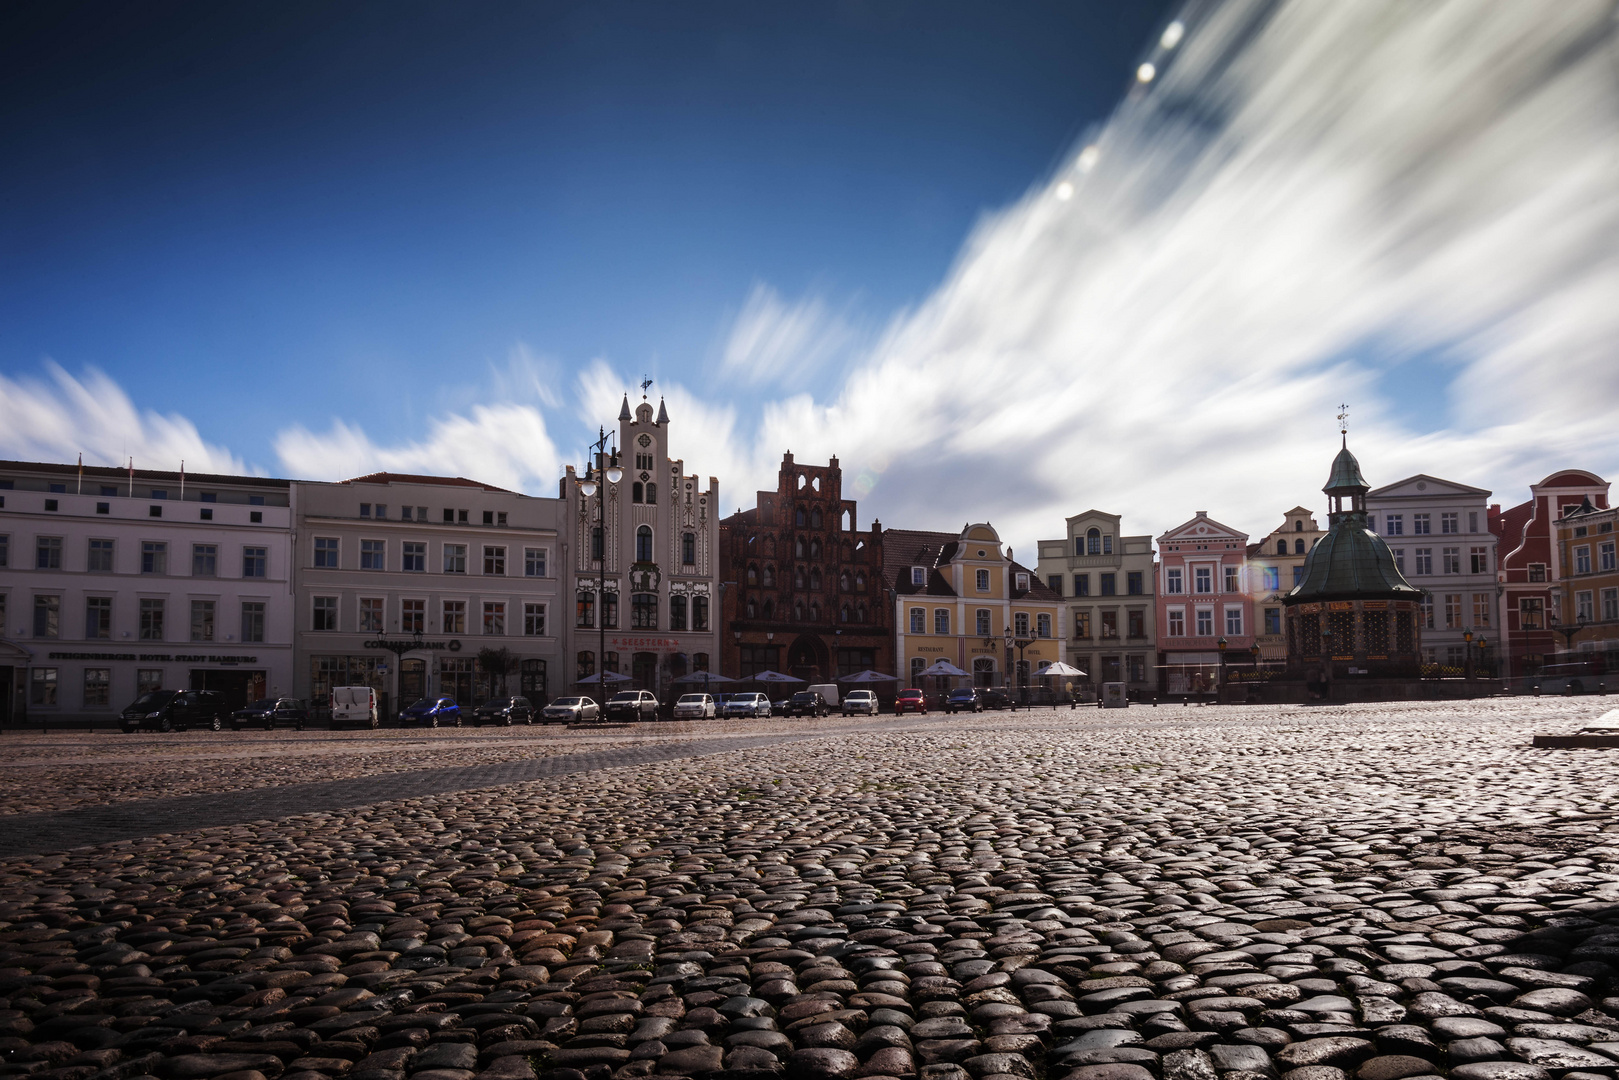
[1443,593,1462,630]
[1576,591,1594,622]
[483,509,494,524]
[1602,541,1617,571]
[1103,536,1113,554]
[1385,514,1404,535]
[976,609,991,636]
[1472,593,1491,628]
[30,668,57,706]
[1196,608,1214,636]
[1100,573,1116,596]
[250,511,262,523]
[910,656,926,682]
[1576,546,1592,574]
[483,601,505,635]
[1529,563,1547,582]
[83,668,110,708]
[1045,574,1062,596]
[934,609,950,635]
[361,539,386,570]
[1167,609,1184,636]
[1441,512,1458,534]
[314,537,339,568]
[1074,611,1091,638]
[1194,567,1212,593]
[521,602,545,637]
[1604,588,1619,622]
[1086,528,1101,555]
[1263,567,1280,591]
[1443,547,1461,574]
[187,543,216,577]
[444,544,467,573]
[85,596,111,639]
[0,534,6,566]
[576,591,594,627]
[1393,548,1406,574]
[577,651,595,680]
[80,538,113,573]
[910,607,925,633]
[1276,540,1288,555]
[1413,548,1433,575]
[436,600,464,634]
[524,546,547,577]
[691,595,709,631]
[360,597,384,633]
[1292,539,1304,554]
[633,526,653,564]
[401,598,424,633]
[1225,607,1243,635]
[1127,571,1143,595]
[141,541,169,574]
[249,495,264,507]
[480,545,505,576]
[1265,606,1282,635]
[1074,573,1089,596]
[1518,597,1542,630]
[360,503,372,518]
[911,566,926,586]
[33,594,60,638]
[1224,566,1239,592]
[312,596,337,632]
[975,568,991,592]
[1413,514,1431,535]
[139,597,165,640]
[669,594,687,631]
[601,591,618,629]
[1470,547,1489,574]
[681,532,695,565]
[148,505,161,517]
[1420,597,1434,629]
[401,542,425,573]
[37,536,63,569]
[1165,568,1182,594]
[631,593,657,629]
[1127,609,1145,638]
[191,600,215,642]
[443,508,455,523]
[1100,611,1117,639]
[1014,612,1029,636]
[1016,572,1029,591]
[241,602,265,643]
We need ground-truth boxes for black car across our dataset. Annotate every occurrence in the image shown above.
[121,690,229,733]
[604,690,659,721]
[232,697,310,731]
[783,691,830,718]
[979,687,1013,710]
[473,696,536,726]
[945,688,984,713]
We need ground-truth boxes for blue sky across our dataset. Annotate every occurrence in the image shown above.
[3,1,1616,551]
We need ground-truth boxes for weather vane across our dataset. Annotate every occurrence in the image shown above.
[640,375,654,400]
[1337,403,1349,445]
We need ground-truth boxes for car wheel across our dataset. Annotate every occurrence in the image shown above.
[209,715,222,732]
[370,714,379,729]
[453,716,461,727]
[429,716,439,728]
[159,716,173,733]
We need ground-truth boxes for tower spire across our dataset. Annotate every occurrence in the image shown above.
[1337,402,1349,448]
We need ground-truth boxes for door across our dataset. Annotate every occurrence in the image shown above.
[400,659,426,706]
[0,667,12,727]
[632,652,658,693]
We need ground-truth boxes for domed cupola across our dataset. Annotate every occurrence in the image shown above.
[1286,439,1421,604]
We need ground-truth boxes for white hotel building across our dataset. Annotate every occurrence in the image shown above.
[0,460,294,724]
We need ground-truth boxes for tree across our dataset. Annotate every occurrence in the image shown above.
[476,647,519,697]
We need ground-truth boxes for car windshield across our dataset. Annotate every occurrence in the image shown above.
[129,691,176,709]
[277,699,302,708]
[899,690,922,698]
[608,692,638,702]
[790,692,816,702]
[949,690,974,698]
[243,699,275,710]
[677,695,707,704]
[552,697,582,706]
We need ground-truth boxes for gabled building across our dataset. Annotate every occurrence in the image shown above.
[1553,498,1619,671]
[885,523,1064,693]
[1365,473,1497,672]
[1493,470,1610,679]
[1155,511,1254,693]
[1246,507,1326,663]
[719,453,890,683]
[1034,510,1156,690]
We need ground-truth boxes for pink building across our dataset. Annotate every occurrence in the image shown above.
[1156,510,1255,694]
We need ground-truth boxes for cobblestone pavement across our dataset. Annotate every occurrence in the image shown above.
[5,699,1619,1080]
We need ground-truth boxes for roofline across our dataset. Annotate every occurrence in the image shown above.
[1366,473,1492,498]
[0,459,288,487]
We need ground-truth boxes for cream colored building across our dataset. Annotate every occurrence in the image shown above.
[1246,507,1325,662]
[1035,511,1156,689]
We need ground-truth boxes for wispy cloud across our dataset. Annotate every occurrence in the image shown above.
[0,362,251,475]
[718,283,863,388]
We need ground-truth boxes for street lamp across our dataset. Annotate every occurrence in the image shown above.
[1320,624,1333,700]
[576,425,623,714]
[1004,624,1036,706]
[1463,629,1474,681]
[1217,636,1228,700]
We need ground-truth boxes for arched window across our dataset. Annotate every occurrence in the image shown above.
[841,510,851,531]
[681,532,695,565]
[1295,520,1304,532]
[857,603,867,623]
[795,537,805,558]
[855,572,866,591]
[797,474,807,490]
[1277,540,1287,555]
[794,567,805,589]
[635,525,653,563]
[762,564,774,587]
[810,538,822,558]
[841,605,850,623]
[812,508,823,528]
[1294,538,1305,554]
[840,571,850,592]
[645,482,657,504]
[794,600,805,620]
[747,564,758,585]
[746,598,757,618]
[763,599,774,618]
[795,507,806,526]
[810,603,820,621]
[632,481,644,503]
[1087,528,1102,555]
[810,568,822,590]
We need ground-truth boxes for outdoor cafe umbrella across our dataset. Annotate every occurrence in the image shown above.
[838,670,900,682]
[917,661,969,678]
[577,671,632,684]
[748,670,805,683]
[1038,661,1086,677]
[670,671,737,684]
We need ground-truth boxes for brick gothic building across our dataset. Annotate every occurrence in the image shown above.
[719,454,891,684]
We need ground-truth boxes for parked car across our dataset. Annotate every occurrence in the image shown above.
[673,693,718,719]
[945,688,984,713]
[401,696,460,727]
[723,692,772,718]
[806,683,840,709]
[542,696,598,723]
[605,690,660,721]
[120,689,229,732]
[233,697,310,731]
[784,691,830,718]
[980,687,1013,710]
[894,688,928,715]
[842,690,880,716]
[330,686,379,729]
[473,696,535,726]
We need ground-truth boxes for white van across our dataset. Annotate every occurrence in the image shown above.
[807,683,840,708]
[331,686,379,729]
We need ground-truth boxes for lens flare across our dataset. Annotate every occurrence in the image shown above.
[1161,21,1185,49]
[1137,62,1157,83]
[1055,181,1074,201]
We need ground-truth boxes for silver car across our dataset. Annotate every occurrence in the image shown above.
[542,696,599,724]
[673,693,717,719]
[842,690,880,716]
[722,692,772,718]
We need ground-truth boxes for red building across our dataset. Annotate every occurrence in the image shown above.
[1154,511,1255,693]
[719,453,892,683]
[1492,469,1610,679]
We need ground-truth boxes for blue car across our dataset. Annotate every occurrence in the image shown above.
[401,695,460,727]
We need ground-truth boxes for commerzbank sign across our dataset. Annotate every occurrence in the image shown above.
[362,639,462,652]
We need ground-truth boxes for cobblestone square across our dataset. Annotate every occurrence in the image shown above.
[5,700,1619,1080]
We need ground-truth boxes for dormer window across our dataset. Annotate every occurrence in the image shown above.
[910,566,926,585]
[1016,572,1029,591]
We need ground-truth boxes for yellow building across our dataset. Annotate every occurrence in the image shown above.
[1246,507,1326,662]
[883,524,1066,696]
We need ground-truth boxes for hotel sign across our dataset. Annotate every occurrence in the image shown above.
[48,652,260,664]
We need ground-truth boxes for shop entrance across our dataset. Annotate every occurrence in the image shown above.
[400,659,427,707]
[190,669,267,710]
[439,657,473,705]
[632,652,658,692]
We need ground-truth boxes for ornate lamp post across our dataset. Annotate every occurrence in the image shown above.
[372,627,425,720]
[576,426,623,711]
[1004,625,1036,706]
[1463,629,1474,681]
[1217,636,1228,701]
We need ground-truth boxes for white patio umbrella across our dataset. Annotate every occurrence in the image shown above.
[1039,661,1087,677]
[670,671,737,684]
[577,671,633,684]
[749,670,805,683]
[839,670,901,682]
[917,660,969,678]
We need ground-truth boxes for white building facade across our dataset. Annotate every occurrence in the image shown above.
[1034,510,1156,690]
[1366,474,1498,670]
[562,397,721,700]
[291,474,563,714]
[0,460,294,724]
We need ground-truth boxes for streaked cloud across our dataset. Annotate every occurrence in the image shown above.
[718,283,862,388]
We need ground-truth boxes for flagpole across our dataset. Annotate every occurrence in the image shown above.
[77,454,83,495]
